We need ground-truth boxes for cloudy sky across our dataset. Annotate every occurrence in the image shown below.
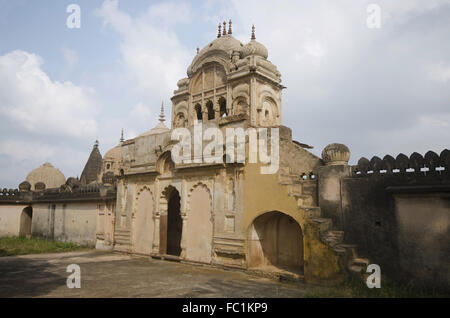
[0,0,449,188]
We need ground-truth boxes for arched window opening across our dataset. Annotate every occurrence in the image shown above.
[163,156,175,173]
[195,104,202,121]
[206,101,214,120]
[219,97,227,117]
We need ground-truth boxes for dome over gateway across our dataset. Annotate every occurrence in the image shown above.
[26,162,66,190]
[187,20,244,76]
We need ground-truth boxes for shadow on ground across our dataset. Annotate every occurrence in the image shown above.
[0,257,66,297]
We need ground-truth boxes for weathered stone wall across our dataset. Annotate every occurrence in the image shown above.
[95,201,115,250]
[0,205,29,237]
[393,193,449,290]
[31,202,98,247]
[317,165,351,229]
[340,171,450,291]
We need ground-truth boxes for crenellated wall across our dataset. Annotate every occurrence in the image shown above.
[0,182,116,247]
[318,148,450,291]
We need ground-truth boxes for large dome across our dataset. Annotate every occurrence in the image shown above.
[187,35,244,76]
[26,162,66,190]
[201,35,244,55]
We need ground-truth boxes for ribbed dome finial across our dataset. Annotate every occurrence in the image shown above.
[228,19,232,35]
[159,101,165,123]
[217,23,221,38]
[251,24,256,40]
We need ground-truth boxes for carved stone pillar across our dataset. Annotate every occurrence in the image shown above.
[214,104,220,119]
[152,211,160,254]
[179,210,188,258]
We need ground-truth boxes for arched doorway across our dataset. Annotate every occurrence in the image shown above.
[247,211,303,274]
[132,188,154,255]
[186,184,213,263]
[19,206,33,237]
[166,187,182,256]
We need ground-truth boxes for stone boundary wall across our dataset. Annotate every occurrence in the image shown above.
[0,182,117,247]
[340,149,449,291]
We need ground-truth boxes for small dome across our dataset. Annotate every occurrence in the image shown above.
[26,162,66,190]
[322,143,351,166]
[138,122,169,137]
[104,145,121,161]
[242,40,268,59]
[19,181,31,192]
[34,182,46,191]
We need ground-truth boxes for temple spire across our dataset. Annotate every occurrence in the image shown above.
[217,23,221,38]
[120,129,124,143]
[94,140,99,149]
[251,24,256,40]
[159,101,165,123]
[228,19,232,35]
[222,21,226,36]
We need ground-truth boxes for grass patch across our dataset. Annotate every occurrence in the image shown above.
[305,275,448,298]
[0,236,90,256]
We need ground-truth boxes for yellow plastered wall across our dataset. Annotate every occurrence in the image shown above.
[242,162,343,284]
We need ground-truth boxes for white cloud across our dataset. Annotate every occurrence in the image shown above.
[0,50,98,138]
[225,0,450,162]
[0,140,55,162]
[95,0,192,100]
[61,45,78,71]
[425,62,450,83]
[130,102,152,122]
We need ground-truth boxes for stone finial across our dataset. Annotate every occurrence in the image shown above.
[35,182,46,191]
[218,23,222,38]
[19,181,31,192]
[251,24,256,40]
[159,101,165,123]
[120,129,124,143]
[322,143,351,166]
[228,19,232,35]
[94,140,99,149]
[196,47,199,54]
[223,21,226,36]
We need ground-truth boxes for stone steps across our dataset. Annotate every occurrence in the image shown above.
[321,230,344,247]
[114,229,131,245]
[279,172,370,282]
[299,205,321,218]
[310,217,333,232]
[348,258,370,275]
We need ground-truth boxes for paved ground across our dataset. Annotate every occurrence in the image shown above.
[0,251,322,297]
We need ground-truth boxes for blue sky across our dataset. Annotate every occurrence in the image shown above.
[1,0,450,187]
